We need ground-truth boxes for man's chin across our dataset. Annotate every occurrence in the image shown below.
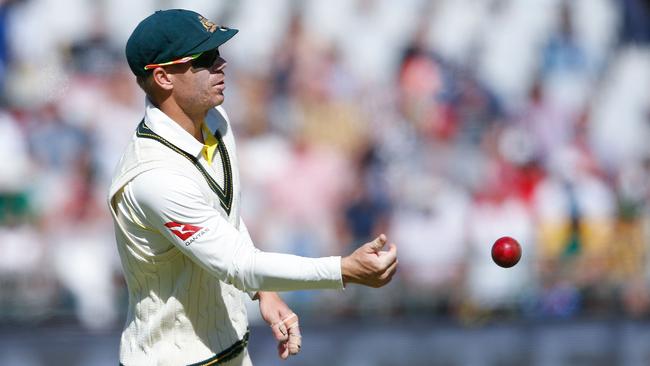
[210,95,225,108]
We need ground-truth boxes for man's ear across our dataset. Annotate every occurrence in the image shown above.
[151,68,174,91]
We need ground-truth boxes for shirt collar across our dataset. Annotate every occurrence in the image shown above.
[144,98,205,158]
[201,123,219,164]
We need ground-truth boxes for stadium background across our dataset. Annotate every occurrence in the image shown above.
[0,0,649,365]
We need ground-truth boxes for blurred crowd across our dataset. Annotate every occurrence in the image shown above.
[0,0,649,330]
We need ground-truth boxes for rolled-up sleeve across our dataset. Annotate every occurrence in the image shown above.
[128,169,344,292]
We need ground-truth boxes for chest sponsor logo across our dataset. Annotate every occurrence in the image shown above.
[164,222,207,243]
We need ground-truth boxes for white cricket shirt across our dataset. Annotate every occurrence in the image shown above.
[108,100,343,366]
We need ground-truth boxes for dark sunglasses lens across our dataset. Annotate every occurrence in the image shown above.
[191,49,220,69]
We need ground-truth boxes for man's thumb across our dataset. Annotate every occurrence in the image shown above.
[369,234,387,251]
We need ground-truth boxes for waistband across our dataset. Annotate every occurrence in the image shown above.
[119,330,250,366]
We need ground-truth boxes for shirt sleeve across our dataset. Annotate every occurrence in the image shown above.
[238,217,262,300]
[128,169,344,292]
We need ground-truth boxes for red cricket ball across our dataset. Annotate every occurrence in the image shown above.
[491,236,522,268]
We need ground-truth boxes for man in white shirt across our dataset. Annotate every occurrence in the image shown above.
[109,9,398,366]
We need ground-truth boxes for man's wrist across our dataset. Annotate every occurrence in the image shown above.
[341,256,353,286]
[255,291,277,301]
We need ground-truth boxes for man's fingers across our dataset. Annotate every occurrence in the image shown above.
[282,313,297,324]
[283,313,301,356]
[378,243,397,267]
[286,325,302,355]
[383,259,398,280]
[278,341,290,360]
[287,333,301,355]
[368,234,387,252]
[270,320,288,341]
[270,313,296,342]
[282,313,298,331]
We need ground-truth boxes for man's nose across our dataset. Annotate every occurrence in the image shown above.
[212,56,227,72]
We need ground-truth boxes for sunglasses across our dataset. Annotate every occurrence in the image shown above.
[143,49,221,71]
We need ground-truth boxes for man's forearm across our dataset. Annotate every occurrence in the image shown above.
[229,250,344,292]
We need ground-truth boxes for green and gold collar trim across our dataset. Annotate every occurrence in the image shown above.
[136,120,233,215]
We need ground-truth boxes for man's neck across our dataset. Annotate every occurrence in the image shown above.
[157,99,206,143]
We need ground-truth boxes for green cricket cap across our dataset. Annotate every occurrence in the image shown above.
[125,9,238,77]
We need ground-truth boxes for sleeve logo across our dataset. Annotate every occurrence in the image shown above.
[164,222,204,241]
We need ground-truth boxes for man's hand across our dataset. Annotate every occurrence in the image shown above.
[257,291,301,360]
[341,234,398,287]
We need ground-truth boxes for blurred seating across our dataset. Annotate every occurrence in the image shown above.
[0,0,649,329]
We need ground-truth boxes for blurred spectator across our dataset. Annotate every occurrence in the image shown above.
[26,103,91,172]
[619,0,650,44]
[0,1,13,102]
[0,110,31,220]
[390,174,469,315]
[464,127,536,315]
[541,1,593,120]
[341,143,391,248]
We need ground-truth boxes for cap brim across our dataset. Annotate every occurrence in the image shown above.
[188,28,238,55]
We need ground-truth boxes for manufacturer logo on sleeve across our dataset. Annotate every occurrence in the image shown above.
[164,222,205,242]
